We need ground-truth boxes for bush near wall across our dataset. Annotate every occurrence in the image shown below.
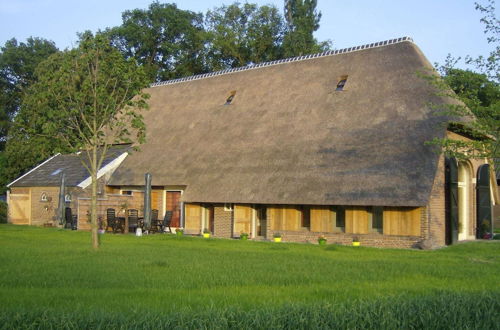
[0,201,7,223]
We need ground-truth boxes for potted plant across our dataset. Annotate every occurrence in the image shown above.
[98,217,105,234]
[352,237,360,247]
[202,228,211,238]
[176,228,184,236]
[240,232,249,240]
[481,220,491,239]
[273,232,282,242]
[318,235,327,245]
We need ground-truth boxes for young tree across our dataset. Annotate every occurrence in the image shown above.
[205,3,285,70]
[18,33,149,249]
[107,2,207,82]
[283,0,330,57]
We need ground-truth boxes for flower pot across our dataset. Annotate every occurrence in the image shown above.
[318,239,326,245]
[203,233,211,238]
[352,241,360,247]
[273,237,282,242]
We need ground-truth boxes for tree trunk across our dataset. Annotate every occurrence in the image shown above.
[91,145,99,249]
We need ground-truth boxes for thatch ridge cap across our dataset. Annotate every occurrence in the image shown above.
[150,36,414,88]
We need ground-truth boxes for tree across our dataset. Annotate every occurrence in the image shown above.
[426,1,499,173]
[0,37,58,149]
[108,2,207,82]
[282,0,330,57]
[205,3,285,70]
[18,33,149,249]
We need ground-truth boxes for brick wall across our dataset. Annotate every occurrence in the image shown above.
[28,186,84,226]
[267,229,421,249]
[213,204,233,238]
[426,155,446,247]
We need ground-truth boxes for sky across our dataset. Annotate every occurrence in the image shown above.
[0,0,498,69]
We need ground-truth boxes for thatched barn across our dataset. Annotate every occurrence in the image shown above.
[105,37,497,247]
[8,37,498,248]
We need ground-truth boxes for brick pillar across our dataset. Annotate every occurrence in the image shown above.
[214,205,233,238]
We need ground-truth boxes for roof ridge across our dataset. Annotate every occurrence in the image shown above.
[150,36,413,88]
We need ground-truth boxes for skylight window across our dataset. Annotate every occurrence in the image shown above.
[51,168,63,176]
[225,90,236,105]
[336,75,348,91]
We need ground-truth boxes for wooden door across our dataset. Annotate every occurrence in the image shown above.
[9,193,31,224]
[184,203,201,233]
[445,157,459,245]
[166,191,181,227]
[234,205,252,236]
[476,164,492,238]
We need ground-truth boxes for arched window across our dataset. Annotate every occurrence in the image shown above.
[40,192,48,202]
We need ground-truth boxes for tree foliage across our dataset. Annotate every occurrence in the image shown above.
[283,0,330,57]
[0,37,58,148]
[205,3,285,70]
[16,33,149,248]
[108,2,207,82]
[427,1,499,173]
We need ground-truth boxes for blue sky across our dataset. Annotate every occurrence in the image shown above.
[0,0,497,69]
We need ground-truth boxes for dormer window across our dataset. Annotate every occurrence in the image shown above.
[336,76,348,91]
[225,91,236,105]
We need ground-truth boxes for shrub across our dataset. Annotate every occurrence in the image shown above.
[0,201,7,223]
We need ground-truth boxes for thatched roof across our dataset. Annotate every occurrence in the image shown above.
[109,37,450,207]
[9,144,131,187]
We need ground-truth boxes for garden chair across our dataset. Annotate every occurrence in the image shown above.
[159,211,173,233]
[149,209,160,233]
[106,208,123,233]
[128,209,142,233]
[64,207,77,230]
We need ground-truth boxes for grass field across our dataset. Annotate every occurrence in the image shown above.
[1,224,499,329]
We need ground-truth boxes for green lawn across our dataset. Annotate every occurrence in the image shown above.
[1,224,499,329]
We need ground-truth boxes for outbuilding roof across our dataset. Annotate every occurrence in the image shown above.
[109,38,451,207]
[9,144,131,187]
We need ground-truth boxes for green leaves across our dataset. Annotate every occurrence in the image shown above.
[17,33,149,167]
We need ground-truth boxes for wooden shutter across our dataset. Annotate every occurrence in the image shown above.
[283,207,301,231]
[234,205,252,235]
[345,207,369,234]
[269,206,301,231]
[184,203,201,232]
[383,207,421,236]
[445,157,459,244]
[310,207,334,232]
[476,164,492,238]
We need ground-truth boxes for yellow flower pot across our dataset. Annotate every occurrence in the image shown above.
[273,237,282,242]
[203,233,210,238]
[352,241,360,247]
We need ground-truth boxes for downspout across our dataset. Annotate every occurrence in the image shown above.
[180,201,185,228]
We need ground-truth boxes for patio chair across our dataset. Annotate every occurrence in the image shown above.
[159,211,173,233]
[128,209,142,233]
[106,208,123,233]
[64,207,77,230]
[149,209,160,233]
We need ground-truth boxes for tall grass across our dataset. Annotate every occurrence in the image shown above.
[0,225,499,328]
